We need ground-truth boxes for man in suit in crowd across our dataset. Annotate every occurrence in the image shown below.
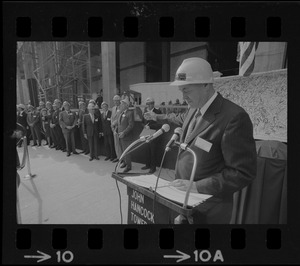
[77,101,90,155]
[27,105,42,146]
[89,99,101,117]
[50,102,62,150]
[53,99,67,152]
[141,97,162,174]
[144,57,257,224]
[100,101,117,161]
[116,97,135,173]
[111,94,122,163]
[96,90,103,109]
[83,103,102,161]
[16,104,30,147]
[59,101,79,157]
[46,101,55,148]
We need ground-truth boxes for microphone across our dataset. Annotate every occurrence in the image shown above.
[165,127,183,152]
[146,124,170,142]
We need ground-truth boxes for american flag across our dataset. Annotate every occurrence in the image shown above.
[237,42,259,77]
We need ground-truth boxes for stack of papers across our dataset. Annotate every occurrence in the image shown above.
[123,175,212,207]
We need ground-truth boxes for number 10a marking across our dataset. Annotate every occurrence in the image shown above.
[56,251,74,263]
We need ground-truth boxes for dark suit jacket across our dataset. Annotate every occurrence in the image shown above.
[51,109,60,127]
[26,110,40,127]
[157,93,257,223]
[83,113,102,138]
[143,107,162,130]
[59,110,77,134]
[117,109,135,141]
[101,110,113,136]
[17,111,28,129]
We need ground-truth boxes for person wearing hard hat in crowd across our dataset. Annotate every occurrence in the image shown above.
[46,101,56,148]
[144,57,257,224]
[26,105,42,147]
[77,101,90,155]
[100,101,117,161]
[40,107,52,147]
[95,89,103,108]
[141,97,162,174]
[115,97,135,173]
[83,103,102,161]
[89,99,101,117]
[53,99,67,152]
[16,104,30,147]
[59,101,79,157]
[111,94,122,163]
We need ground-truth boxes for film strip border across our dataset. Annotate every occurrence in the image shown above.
[4,2,297,40]
[13,227,283,264]
[3,1,300,265]
[16,16,282,39]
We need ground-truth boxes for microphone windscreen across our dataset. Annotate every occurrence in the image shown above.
[174,127,183,135]
[162,124,170,132]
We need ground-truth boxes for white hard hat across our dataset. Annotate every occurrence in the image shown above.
[170,57,214,86]
[113,95,121,101]
[17,104,26,110]
[101,101,108,107]
[145,97,155,104]
[121,97,130,106]
[87,103,94,109]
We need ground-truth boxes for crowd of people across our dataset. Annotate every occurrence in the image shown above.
[16,95,140,172]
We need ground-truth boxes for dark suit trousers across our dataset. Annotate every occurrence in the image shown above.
[88,134,99,158]
[63,129,76,153]
[120,139,132,168]
[79,126,89,153]
[56,126,66,149]
[50,127,58,146]
[104,133,116,158]
[145,138,158,169]
[30,125,42,145]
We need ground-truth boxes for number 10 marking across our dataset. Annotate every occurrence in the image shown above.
[56,251,74,263]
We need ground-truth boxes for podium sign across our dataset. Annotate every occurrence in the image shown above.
[128,187,171,224]
[112,173,199,224]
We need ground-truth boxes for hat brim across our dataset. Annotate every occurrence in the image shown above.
[170,80,213,86]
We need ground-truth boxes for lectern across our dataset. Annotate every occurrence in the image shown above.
[112,172,219,224]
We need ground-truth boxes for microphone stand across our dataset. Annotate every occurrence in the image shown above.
[173,141,198,224]
[114,135,150,174]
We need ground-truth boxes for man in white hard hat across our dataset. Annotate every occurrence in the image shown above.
[59,101,79,156]
[16,104,30,147]
[100,101,117,161]
[115,97,135,173]
[111,94,122,163]
[77,101,90,155]
[141,97,162,174]
[26,105,42,147]
[144,57,257,224]
[83,102,102,161]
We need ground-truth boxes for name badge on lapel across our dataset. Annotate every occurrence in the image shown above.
[195,137,212,152]
[122,114,126,118]
[95,118,98,122]
[107,118,111,121]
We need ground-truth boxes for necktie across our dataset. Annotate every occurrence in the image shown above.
[184,109,201,143]
[91,114,94,123]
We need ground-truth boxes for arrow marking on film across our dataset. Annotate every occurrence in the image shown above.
[164,250,190,263]
[24,250,51,263]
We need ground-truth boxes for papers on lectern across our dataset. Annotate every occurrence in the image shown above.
[123,175,212,207]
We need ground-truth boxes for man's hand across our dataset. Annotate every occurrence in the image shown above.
[66,126,72,130]
[84,133,87,139]
[144,111,157,121]
[144,124,150,130]
[170,179,198,193]
[119,132,125,139]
